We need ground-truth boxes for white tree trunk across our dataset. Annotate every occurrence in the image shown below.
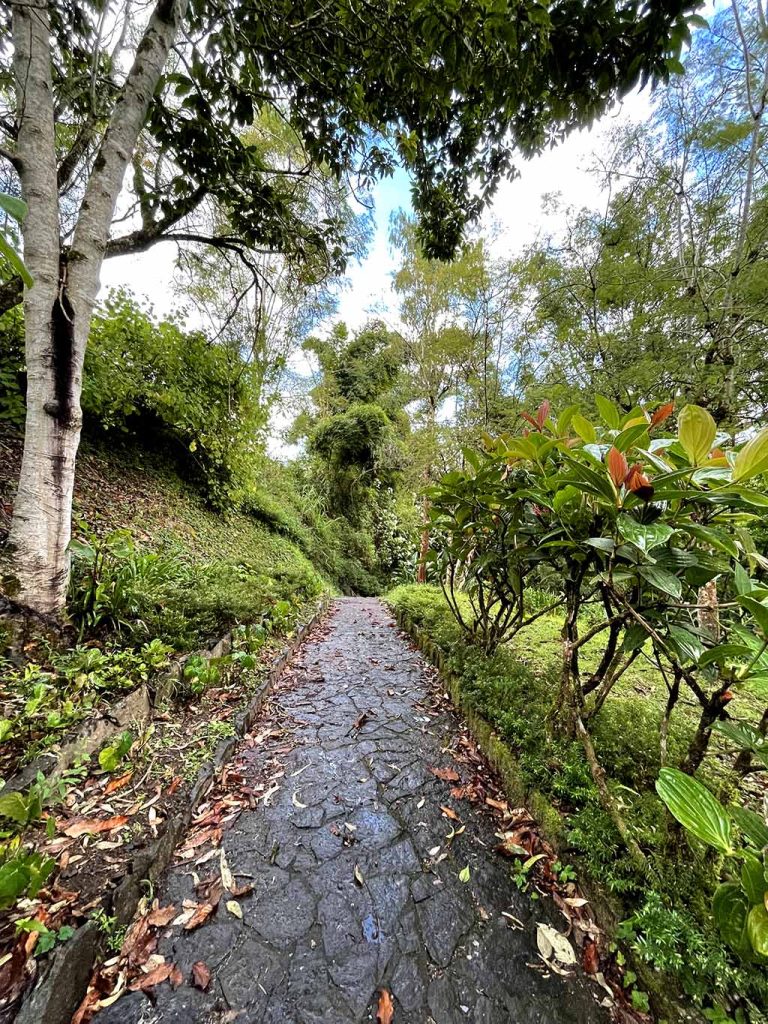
[9,0,188,615]
[8,0,71,614]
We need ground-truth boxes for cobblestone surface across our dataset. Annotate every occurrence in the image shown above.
[96,598,607,1023]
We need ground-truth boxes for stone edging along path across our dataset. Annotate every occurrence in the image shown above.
[392,605,691,1024]
[14,595,332,1024]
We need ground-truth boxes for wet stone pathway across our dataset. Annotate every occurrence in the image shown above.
[97,598,606,1024]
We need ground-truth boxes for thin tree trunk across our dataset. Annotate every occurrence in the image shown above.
[417,491,430,583]
[9,0,188,614]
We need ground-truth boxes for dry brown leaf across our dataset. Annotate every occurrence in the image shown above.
[105,772,133,795]
[60,814,129,837]
[147,905,177,927]
[191,960,211,990]
[184,903,215,931]
[429,766,460,783]
[439,805,460,821]
[128,963,174,991]
[170,965,184,990]
[167,775,183,796]
[376,987,394,1024]
[582,940,600,975]
[485,797,508,812]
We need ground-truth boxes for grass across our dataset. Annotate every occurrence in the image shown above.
[386,584,768,1019]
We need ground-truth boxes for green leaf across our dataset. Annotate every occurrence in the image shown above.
[668,626,704,665]
[618,516,675,554]
[698,644,752,669]
[0,860,30,907]
[741,854,767,905]
[0,193,28,221]
[458,865,470,882]
[731,806,768,850]
[738,595,768,638]
[571,413,596,443]
[712,883,752,959]
[747,903,768,959]
[595,394,620,429]
[734,562,753,596]
[0,233,34,288]
[655,767,732,852]
[0,719,13,742]
[678,405,716,465]
[638,565,682,599]
[613,423,650,452]
[0,792,30,824]
[733,427,768,482]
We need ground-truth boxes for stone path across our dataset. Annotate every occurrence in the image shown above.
[96,598,606,1024]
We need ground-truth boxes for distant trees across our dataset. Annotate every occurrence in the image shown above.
[509,3,768,429]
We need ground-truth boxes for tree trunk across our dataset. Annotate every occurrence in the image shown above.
[8,0,188,615]
[8,0,70,614]
[417,492,430,584]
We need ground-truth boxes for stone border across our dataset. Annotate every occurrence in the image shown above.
[15,595,332,1024]
[393,605,696,1024]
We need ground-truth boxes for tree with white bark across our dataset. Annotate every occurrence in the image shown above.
[1,0,700,615]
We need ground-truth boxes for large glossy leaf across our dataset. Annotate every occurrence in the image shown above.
[747,903,768,959]
[656,767,732,852]
[617,516,675,554]
[712,883,752,959]
[733,427,768,483]
[613,423,650,452]
[697,644,753,669]
[668,626,705,665]
[0,193,28,221]
[678,404,716,465]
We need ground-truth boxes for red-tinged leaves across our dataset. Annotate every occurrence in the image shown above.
[129,963,175,991]
[191,960,212,990]
[429,766,460,782]
[184,902,215,930]
[147,905,177,927]
[606,447,629,489]
[582,939,600,975]
[520,411,539,430]
[624,463,654,501]
[377,988,394,1024]
[650,401,674,428]
[60,814,129,837]
[166,775,182,796]
[536,400,550,430]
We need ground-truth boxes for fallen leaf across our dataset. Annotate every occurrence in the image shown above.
[440,805,460,821]
[128,963,174,991]
[184,903,215,931]
[191,960,211,991]
[377,987,394,1024]
[354,863,365,886]
[429,766,460,782]
[582,940,600,974]
[60,814,129,837]
[459,865,470,883]
[485,797,508,812]
[564,897,589,909]
[170,965,184,989]
[536,923,576,966]
[291,790,307,809]
[226,900,243,919]
[220,849,234,891]
[495,834,529,858]
[147,905,176,927]
[105,772,133,795]
[167,776,182,796]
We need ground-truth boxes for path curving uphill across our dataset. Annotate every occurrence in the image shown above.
[94,598,607,1024]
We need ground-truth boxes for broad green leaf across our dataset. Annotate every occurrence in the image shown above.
[731,806,768,850]
[622,623,648,652]
[698,644,752,669]
[0,792,30,824]
[668,626,704,665]
[638,565,682,599]
[595,394,620,429]
[741,854,767,905]
[678,405,716,465]
[682,524,739,560]
[0,193,28,221]
[571,413,596,443]
[734,562,753,596]
[733,427,768,482]
[712,883,752,959]
[747,903,768,958]
[613,423,650,452]
[618,516,675,553]
[738,595,768,638]
[712,720,764,753]
[0,860,29,907]
[655,767,732,852]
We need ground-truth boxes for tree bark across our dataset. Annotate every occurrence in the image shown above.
[9,0,188,614]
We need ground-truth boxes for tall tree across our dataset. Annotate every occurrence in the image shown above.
[2,0,700,613]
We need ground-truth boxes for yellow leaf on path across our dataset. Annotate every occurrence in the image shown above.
[226,900,243,919]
